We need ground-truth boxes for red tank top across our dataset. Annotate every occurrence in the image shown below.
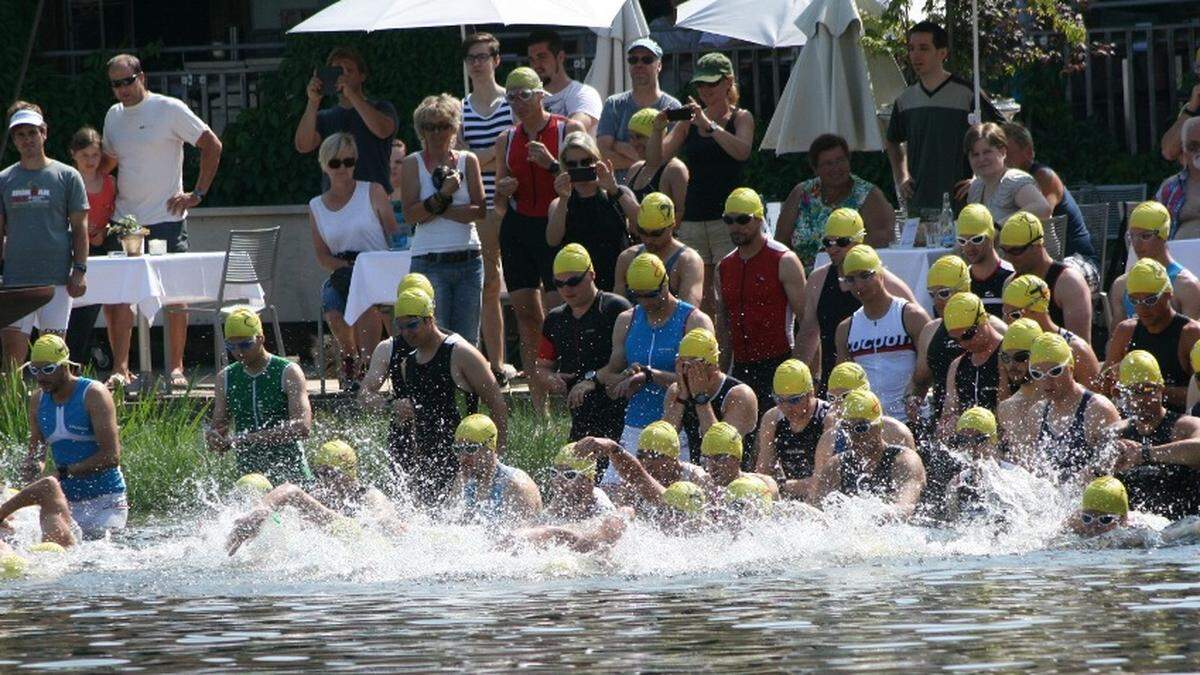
[505,114,567,217]
[87,175,116,241]
[719,239,794,362]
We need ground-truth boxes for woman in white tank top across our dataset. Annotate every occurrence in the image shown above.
[400,94,487,343]
[309,132,398,388]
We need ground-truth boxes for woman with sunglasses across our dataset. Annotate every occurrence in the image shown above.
[1001,274,1100,389]
[452,414,542,523]
[955,204,1014,317]
[543,443,616,521]
[613,192,703,306]
[962,123,1051,223]
[623,109,688,211]
[754,360,830,501]
[995,319,1044,453]
[937,293,1007,437]
[309,132,397,390]
[545,131,637,292]
[400,93,486,344]
[1019,333,1120,485]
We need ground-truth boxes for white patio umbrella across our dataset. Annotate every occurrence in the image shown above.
[289,0,628,32]
[761,0,902,153]
[584,0,651,100]
[674,0,810,48]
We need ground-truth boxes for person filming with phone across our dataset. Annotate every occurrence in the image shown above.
[294,46,398,195]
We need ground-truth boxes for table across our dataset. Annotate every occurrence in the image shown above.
[815,247,953,314]
[1126,239,1200,276]
[343,251,413,325]
[77,252,265,379]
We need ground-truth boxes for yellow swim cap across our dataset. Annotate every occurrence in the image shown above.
[678,328,719,365]
[28,542,65,555]
[638,192,676,232]
[825,208,865,241]
[956,406,997,439]
[956,203,995,239]
[1119,349,1164,387]
[724,187,764,218]
[235,473,274,495]
[841,244,882,276]
[662,480,705,515]
[927,255,970,292]
[638,420,681,458]
[1030,332,1073,367]
[943,292,987,331]
[999,211,1044,248]
[773,359,813,396]
[394,288,434,318]
[841,389,882,424]
[828,362,869,393]
[397,272,435,299]
[1129,201,1171,240]
[628,107,659,137]
[0,553,27,580]
[700,421,743,460]
[1002,318,1042,352]
[626,252,667,292]
[1081,476,1128,516]
[1126,258,1171,296]
[1191,339,1200,374]
[455,413,498,449]
[724,475,772,511]
[223,307,263,340]
[312,440,358,480]
[1003,274,1050,314]
[552,442,596,478]
[29,334,71,365]
[505,67,542,91]
[553,243,593,275]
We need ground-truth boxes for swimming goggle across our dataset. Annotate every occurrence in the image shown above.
[452,442,488,456]
[1080,512,1118,526]
[25,362,62,376]
[1028,364,1068,380]
[549,468,585,480]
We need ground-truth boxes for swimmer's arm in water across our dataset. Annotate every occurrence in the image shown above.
[22,389,49,482]
[64,383,121,477]
[580,437,667,506]
[515,510,631,553]
[890,448,926,519]
[237,364,313,448]
[362,487,407,535]
[809,454,842,507]
[226,484,339,555]
[357,339,394,413]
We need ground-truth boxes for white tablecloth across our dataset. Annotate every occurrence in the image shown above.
[79,252,264,321]
[1126,239,1200,276]
[815,247,953,314]
[343,251,413,324]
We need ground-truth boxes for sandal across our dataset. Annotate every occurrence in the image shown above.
[168,371,189,389]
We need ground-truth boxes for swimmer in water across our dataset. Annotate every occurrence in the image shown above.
[225,440,405,555]
[1068,476,1200,548]
[451,414,542,523]
[542,443,617,521]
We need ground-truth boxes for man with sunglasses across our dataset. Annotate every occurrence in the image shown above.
[996,318,1045,452]
[754,359,830,501]
[1104,258,1200,413]
[908,256,970,437]
[1001,274,1100,389]
[939,293,1007,434]
[1109,350,1200,518]
[452,414,541,522]
[207,308,313,486]
[941,407,1018,521]
[543,443,616,521]
[693,422,778,499]
[535,245,630,446]
[714,188,808,414]
[816,363,916,464]
[597,38,681,179]
[527,30,603,136]
[810,390,926,519]
[2,335,126,545]
[997,211,1093,345]
[1109,201,1200,321]
[613,192,703,306]
[955,204,1014,317]
[835,245,931,423]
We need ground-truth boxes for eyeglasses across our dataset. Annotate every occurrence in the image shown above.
[773,393,808,405]
[841,419,878,435]
[452,442,487,456]
[109,73,140,88]
[1080,512,1118,526]
[506,89,538,102]
[1005,308,1026,322]
[999,349,1030,365]
[840,270,877,284]
[953,326,980,344]
[1129,293,1163,307]
[629,282,665,300]
[327,157,357,170]
[1028,363,1068,380]
[636,226,669,238]
[395,317,424,331]
[722,213,753,226]
[627,55,657,65]
[822,236,855,249]
[463,52,497,64]
[421,122,453,133]
[553,272,589,289]
[25,362,61,376]
[956,234,988,246]
[563,157,595,169]
[225,338,256,352]
[929,288,957,301]
[549,468,585,480]
[999,236,1043,257]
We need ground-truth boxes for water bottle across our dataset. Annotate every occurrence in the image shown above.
[893,198,907,247]
[937,192,955,249]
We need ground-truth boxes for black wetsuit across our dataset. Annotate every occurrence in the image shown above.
[1044,261,1068,329]
[1036,391,1094,482]
[951,345,1002,414]
[681,374,744,466]
[972,261,1014,317]
[1117,410,1200,518]
[773,400,832,480]
[838,444,905,498]
[1127,315,1190,412]
[816,266,860,392]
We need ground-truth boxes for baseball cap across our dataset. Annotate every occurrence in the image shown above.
[691,52,733,83]
[627,37,663,59]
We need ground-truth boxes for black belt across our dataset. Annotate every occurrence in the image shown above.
[413,249,481,264]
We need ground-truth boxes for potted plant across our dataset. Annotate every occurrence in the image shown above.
[107,215,150,257]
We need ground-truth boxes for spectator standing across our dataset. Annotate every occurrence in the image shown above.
[295,46,398,195]
[459,32,516,382]
[963,123,1050,223]
[0,104,89,367]
[596,38,681,179]
[613,192,703,306]
[63,127,117,372]
[1155,117,1200,239]
[308,133,396,388]
[1002,121,1096,263]
[101,53,223,388]
[647,52,755,318]
[546,131,637,292]
[527,30,603,135]
[775,134,894,268]
[997,211,1093,344]
[388,138,408,247]
[1110,201,1200,320]
[885,21,1001,214]
[401,94,487,343]
[623,108,688,210]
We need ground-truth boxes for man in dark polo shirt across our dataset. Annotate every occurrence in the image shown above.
[885,21,1001,214]
[536,244,631,443]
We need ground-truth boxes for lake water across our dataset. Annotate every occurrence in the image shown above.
[2,481,1199,672]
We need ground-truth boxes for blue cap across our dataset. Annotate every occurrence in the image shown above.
[627,38,662,59]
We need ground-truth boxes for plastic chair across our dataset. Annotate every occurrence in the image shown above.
[1041,214,1067,260]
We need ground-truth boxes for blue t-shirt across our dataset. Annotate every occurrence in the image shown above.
[316,99,399,195]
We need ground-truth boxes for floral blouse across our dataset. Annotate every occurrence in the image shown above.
[790,174,874,269]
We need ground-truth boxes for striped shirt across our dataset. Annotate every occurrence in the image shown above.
[462,95,513,207]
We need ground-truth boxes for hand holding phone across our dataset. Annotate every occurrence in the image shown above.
[567,166,598,183]
[318,66,344,97]
[665,107,694,122]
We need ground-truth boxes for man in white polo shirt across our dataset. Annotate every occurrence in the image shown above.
[101,53,224,388]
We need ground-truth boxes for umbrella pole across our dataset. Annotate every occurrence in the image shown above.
[460,24,470,96]
[971,0,981,124]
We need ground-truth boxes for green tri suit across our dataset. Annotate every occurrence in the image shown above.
[223,354,313,485]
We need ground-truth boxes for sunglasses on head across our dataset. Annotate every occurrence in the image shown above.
[110,73,140,88]
[1000,349,1030,364]
[225,338,256,352]
[506,89,537,102]
[773,393,808,405]
[627,55,657,66]
[722,213,753,226]
[840,270,877,284]
[421,122,453,133]
[563,157,595,169]
[930,287,957,301]
[395,317,424,331]
[549,467,585,480]
[1000,236,1043,257]
[1129,293,1163,307]
[629,282,665,300]
[956,234,988,247]
[553,271,589,289]
[1028,363,1068,380]
[327,157,357,170]
[1080,512,1118,526]
[25,362,61,376]
[452,441,487,456]
[822,236,855,249]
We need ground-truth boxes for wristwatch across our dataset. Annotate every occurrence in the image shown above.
[707,122,719,134]
[692,393,713,405]
[583,370,597,383]
[1141,443,1154,465]
[193,188,206,203]
[71,262,87,274]
[640,365,653,382]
